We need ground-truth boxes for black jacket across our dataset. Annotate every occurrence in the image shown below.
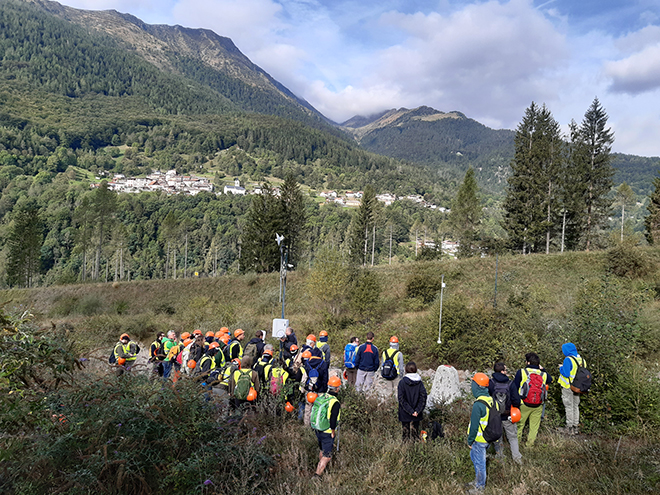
[488,371,520,417]
[397,374,427,422]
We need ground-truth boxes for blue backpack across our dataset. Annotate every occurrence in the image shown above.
[344,343,357,369]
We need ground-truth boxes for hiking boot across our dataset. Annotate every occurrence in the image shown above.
[557,426,572,435]
[513,457,523,465]
[467,487,485,495]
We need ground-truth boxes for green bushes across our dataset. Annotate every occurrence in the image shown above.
[606,242,652,278]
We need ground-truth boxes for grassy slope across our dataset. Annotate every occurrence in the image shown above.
[3,249,660,494]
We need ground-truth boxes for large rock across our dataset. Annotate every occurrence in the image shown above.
[427,365,462,408]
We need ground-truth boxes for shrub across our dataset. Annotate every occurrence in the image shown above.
[406,270,443,304]
[76,294,103,316]
[606,243,652,279]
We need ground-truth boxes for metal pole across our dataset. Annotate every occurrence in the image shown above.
[437,274,445,344]
[281,248,288,319]
[494,253,498,309]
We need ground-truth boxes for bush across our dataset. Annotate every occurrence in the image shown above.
[606,243,652,279]
[405,269,444,305]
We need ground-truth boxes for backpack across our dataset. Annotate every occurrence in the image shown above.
[430,421,444,440]
[243,342,259,363]
[109,347,117,364]
[520,369,546,406]
[234,369,253,400]
[310,394,333,431]
[477,398,503,443]
[381,349,398,380]
[569,357,592,393]
[344,344,357,369]
[166,344,180,362]
[269,367,287,395]
[492,379,511,415]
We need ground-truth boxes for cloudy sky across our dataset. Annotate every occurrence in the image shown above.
[60,0,660,156]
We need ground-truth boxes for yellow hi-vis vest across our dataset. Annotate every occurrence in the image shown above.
[229,340,243,360]
[558,355,586,389]
[114,342,138,364]
[199,355,216,372]
[467,395,493,444]
[518,368,548,397]
[312,393,341,433]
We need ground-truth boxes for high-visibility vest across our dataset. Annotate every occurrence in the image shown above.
[200,355,216,372]
[382,348,401,373]
[467,395,493,444]
[558,356,586,389]
[310,393,340,433]
[229,340,243,360]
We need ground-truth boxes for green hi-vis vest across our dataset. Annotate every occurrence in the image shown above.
[558,355,586,389]
[310,393,340,433]
[467,395,493,444]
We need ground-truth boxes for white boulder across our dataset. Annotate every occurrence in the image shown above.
[427,365,462,408]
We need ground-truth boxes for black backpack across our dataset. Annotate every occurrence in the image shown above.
[477,399,503,443]
[569,357,592,393]
[381,349,398,380]
[492,379,511,415]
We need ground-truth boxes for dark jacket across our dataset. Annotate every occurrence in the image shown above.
[245,337,265,357]
[354,341,380,372]
[284,332,297,352]
[397,373,427,422]
[304,352,328,393]
[488,371,520,417]
[513,364,553,408]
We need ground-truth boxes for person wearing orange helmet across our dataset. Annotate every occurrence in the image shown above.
[228,329,245,361]
[381,335,404,396]
[253,344,274,384]
[228,356,260,412]
[311,374,342,477]
[488,362,522,464]
[467,372,502,494]
[113,333,140,375]
[317,331,331,366]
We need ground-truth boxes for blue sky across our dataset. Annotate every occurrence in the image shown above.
[60,1,660,156]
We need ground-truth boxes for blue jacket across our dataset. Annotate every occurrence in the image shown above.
[559,342,579,379]
[354,341,379,372]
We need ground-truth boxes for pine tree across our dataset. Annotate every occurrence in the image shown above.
[449,167,481,257]
[348,185,377,265]
[6,200,43,287]
[279,173,306,268]
[239,183,282,273]
[572,97,615,251]
[91,181,117,280]
[645,174,660,245]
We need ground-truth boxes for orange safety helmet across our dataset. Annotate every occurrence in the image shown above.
[220,334,230,344]
[215,330,224,339]
[247,387,257,402]
[120,333,130,341]
[208,342,220,350]
[234,329,244,338]
[263,348,273,356]
[232,358,241,367]
[285,402,295,413]
[220,327,229,334]
[301,350,312,359]
[328,376,342,388]
[205,331,215,338]
[510,406,521,423]
[290,344,299,352]
[181,332,191,340]
[193,329,203,336]
[188,359,197,369]
[306,392,318,403]
[472,372,489,387]
[306,334,317,342]
[183,338,193,347]
[319,331,328,337]
[389,336,399,343]
[117,357,126,365]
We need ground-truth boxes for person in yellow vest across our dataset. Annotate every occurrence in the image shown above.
[513,352,552,447]
[311,375,342,477]
[228,329,245,361]
[466,373,494,494]
[317,330,331,366]
[558,342,585,435]
[381,336,404,396]
[228,356,259,412]
[114,333,139,376]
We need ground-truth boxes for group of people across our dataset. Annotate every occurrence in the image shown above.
[466,344,589,493]
[112,330,589,485]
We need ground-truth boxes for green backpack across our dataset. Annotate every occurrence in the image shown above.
[310,394,333,431]
[234,369,252,400]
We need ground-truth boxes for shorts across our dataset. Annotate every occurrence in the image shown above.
[315,429,334,457]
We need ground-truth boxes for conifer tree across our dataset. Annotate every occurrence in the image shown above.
[450,167,481,257]
[279,173,306,268]
[348,185,378,265]
[6,200,43,287]
[572,97,615,251]
[645,174,660,245]
[239,183,282,273]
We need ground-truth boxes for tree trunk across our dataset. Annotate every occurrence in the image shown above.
[114,250,118,282]
[561,210,566,253]
[371,225,375,267]
[173,248,177,279]
[389,225,392,265]
[95,221,104,280]
[621,204,625,242]
[184,233,188,278]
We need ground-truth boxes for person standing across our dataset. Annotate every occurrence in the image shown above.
[354,332,379,393]
[397,362,427,441]
[514,352,552,447]
[161,331,177,379]
[311,375,342,477]
[149,332,165,377]
[228,356,259,412]
[489,362,522,464]
[114,333,139,376]
[343,336,359,386]
[467,373,497,494]
[381,336,404,397]
[227,329,245,361]
[317,331,331,366]
[558,342,586,435]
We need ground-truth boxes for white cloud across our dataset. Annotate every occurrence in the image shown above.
[604,26,660,95]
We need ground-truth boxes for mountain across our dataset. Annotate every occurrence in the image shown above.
[342,106,515,192]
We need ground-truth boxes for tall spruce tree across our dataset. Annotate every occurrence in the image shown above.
[279,173,306,268]
[6,200,43,287]
[572,97,615,251]
[91,181,117,280]
[450,167,481,257]
[645,174,660,245]
[503,103,563,253]
[348,185,377,265]
[239,183,283,273]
